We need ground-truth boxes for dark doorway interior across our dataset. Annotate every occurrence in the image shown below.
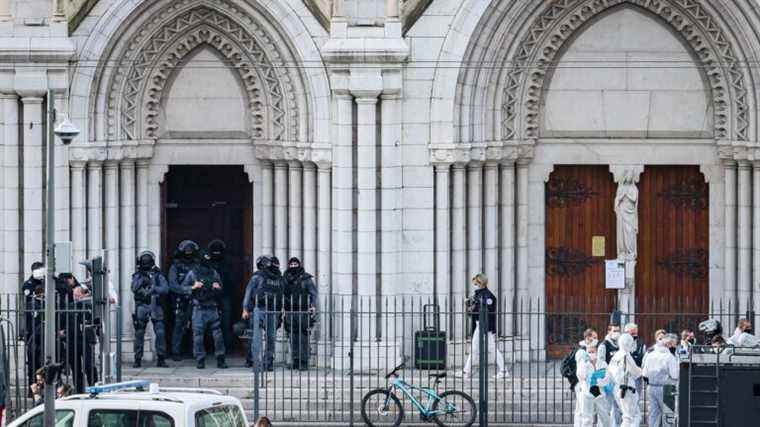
[161,165,253,354]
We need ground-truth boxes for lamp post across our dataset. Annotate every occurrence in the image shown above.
[44,90,80,427]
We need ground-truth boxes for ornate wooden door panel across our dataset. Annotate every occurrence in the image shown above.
[636,166,709,340]
[545,166,618,357]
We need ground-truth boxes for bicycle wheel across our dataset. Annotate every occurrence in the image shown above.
[361,388,404,427]
[432,390,477,427]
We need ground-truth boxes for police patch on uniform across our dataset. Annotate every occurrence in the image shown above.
[24,289,30,296]
[487,298,493,305]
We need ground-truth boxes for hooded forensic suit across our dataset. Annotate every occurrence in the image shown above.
[608,334,642,427]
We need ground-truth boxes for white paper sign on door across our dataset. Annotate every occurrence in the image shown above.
[605,260,625,289]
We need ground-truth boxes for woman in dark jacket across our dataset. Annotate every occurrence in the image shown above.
[456,273,509,379]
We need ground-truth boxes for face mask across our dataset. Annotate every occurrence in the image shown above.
[588,339,598,348]
[32,268,45,281]
[610,332,621,341]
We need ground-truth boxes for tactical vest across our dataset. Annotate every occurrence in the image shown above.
[133,271,153,305]
[284,274,312,311]
[255,273,283,310]
[192,265,218,306]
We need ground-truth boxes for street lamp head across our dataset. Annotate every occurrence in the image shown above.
[54,114,80,145]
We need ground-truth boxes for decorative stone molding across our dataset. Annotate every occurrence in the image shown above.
[255,141,332,165]
[501,0,750,143]
[609,165,644,184]
[429,146,470,166]
[106,2,301,143]
[68,142,155,163]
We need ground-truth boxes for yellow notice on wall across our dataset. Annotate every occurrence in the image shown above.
[592,236,605,257]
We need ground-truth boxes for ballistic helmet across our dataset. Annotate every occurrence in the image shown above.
[137,251,156,270]
[177,240,199,259]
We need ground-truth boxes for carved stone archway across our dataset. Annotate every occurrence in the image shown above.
[500,0,750,144]
[102,3,302,144]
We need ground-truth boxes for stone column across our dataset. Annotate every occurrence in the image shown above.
[288,161,303,262]
[104,161,120,282]
[317,163,331,298]
[356,96,378,299]
[52,94,69,243]
[386,0,398,18]
[451,164,466,304]
[333,0,344,17]
[1,94,19,293]
[738,161,752,315]
[333,94,353,302]
[120,161,136,337]
[303,163,317,274]
[71,162,86,278]
[21,96,44,275]
[0,0,11,21]
[754,162,760,317]
[52,0,65,20]
[484,162,499,297]
[136,161,149,253]
[274,161,288,265]
[380,93,401,299]
[516,160,529,309]
[0,95,5,289]
[724,160,738,312]
[500,162,516,335]
[87,162,103,258]
[434,164,450,303]
[261,161,274,256]
[467,163,483,282]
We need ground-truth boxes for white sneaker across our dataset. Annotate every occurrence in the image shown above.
[495,371,509,379]
[455,370,470,378]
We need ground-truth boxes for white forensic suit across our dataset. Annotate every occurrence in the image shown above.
[608,334,642,427]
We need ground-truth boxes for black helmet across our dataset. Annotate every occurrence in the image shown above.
[178,240,199,259]
[137,251,156,271]
[256,256,272,271]
[207,239,226,259]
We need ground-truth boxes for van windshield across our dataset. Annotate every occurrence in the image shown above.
[194,405,246,427]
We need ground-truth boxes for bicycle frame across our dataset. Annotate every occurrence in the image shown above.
[384,378,456,417]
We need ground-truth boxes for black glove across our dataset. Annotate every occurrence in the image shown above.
[643,376,649,385]
[589,386,601,397]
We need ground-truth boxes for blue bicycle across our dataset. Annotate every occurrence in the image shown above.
[360,361,476,427]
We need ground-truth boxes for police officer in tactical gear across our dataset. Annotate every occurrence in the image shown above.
[131,251,169,368]
[182,251,227,369]
[64,284,99,393]
[206,239,234,352]
[283,257,318,370]
[22,261,46,388]
[242,256,283,371]
[169,240,199,361]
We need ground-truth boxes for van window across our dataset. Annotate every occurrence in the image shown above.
[86,410,174,427]
[21,410,75,427]
[194,405,246,427]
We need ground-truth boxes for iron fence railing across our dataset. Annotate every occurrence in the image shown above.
[0,291,756,425]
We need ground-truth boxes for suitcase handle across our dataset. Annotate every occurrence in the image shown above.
[423,304,440,331]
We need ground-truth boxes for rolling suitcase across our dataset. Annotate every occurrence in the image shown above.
[414,304,446,370]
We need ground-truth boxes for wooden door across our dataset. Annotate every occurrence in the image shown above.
[545,166,618,357]
[636,166,709,341]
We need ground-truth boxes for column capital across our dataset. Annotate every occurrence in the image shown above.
[0,93,17,100]
[738,159,753,169]
[103,161,120,171]
[354,94,380,104]
[484,160,499,170]
[70,160,87,170]
[136,159,150,168]
[20,96,44,104]
[722,158,738,168]
[120,159,136,168]
[434,163,450,173]
[302,161,317,171]
[288,160,303,169]
[609,164,644,184]
[87,160,103,170]
[274,160,289,169]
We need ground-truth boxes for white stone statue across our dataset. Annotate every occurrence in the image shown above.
[614,169,639,262]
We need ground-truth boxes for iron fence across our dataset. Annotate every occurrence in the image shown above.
[0,293,119,422]
[0,291,755,425]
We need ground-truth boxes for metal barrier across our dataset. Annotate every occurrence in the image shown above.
[0,292,119,421]
[0,290,753,425]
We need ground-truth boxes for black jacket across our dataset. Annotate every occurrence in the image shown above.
[470,288,498,334]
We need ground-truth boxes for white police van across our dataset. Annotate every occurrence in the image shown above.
[8,380,249,427]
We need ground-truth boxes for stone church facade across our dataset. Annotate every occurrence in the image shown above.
[0,0,759,337]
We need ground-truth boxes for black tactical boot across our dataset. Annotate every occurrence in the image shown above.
[217,356,228,369]
[132,358,141,369]
[156,356,167,368]
[197,359,205,369]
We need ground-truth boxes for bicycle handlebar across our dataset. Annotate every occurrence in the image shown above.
[385,362,406,379]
